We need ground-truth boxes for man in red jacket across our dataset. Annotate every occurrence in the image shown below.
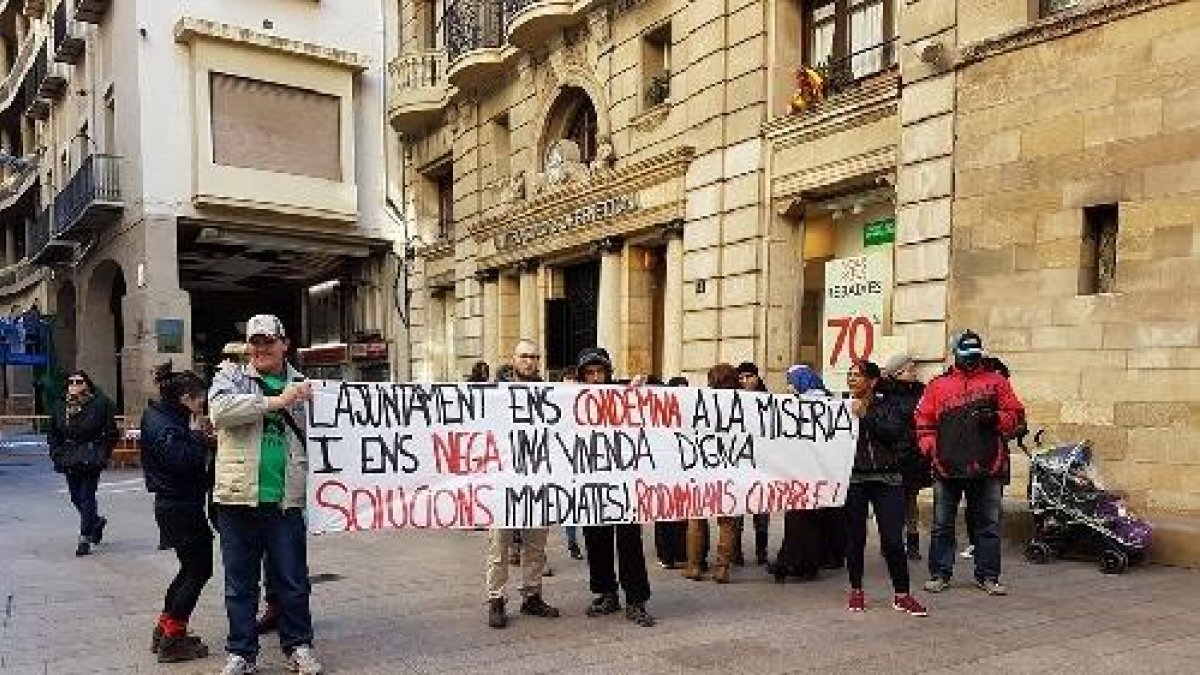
[916,330,1024,596]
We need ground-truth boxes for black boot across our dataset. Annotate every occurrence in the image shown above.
[487,598,508,629]
[91,516,108,545]
[586,592,621,617]
[75,536,91,556]
[568,542,583,560]
[625,602,655,627]
[756,531,769,565]
[157,634,209,663]
[520,594,560,617]
[907,532,922,561]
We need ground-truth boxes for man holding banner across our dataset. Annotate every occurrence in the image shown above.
[576,347,656,627]
[484,339,560,629]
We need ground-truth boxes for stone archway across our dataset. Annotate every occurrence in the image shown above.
[535,69,612,169]
[80,260,126,408]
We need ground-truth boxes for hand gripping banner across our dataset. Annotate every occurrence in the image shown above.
[305,381,857,534]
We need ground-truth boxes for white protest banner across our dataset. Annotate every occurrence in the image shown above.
[822,253,890,391]
[305,381,857,534]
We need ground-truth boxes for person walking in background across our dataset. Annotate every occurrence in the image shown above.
[484,340,560,629]
[769,364,834,583]
[843,360,928,617]
[47,369,118,557]
[734,362,771,565]
[141,363,217,663]
[578,347,655,626]
[919,330,1026,597]
[209,314,321,675]
[880,353,929,561]
[654,376,689,570]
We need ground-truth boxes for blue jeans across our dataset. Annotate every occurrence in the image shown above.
[217,505,313,660]
[565,526,578,548]
[929,478,1003,582]
[65,470,101,538]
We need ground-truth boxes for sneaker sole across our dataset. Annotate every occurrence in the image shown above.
[893,603,928,617]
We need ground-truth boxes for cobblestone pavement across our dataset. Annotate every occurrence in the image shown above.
[3,443,1199,674]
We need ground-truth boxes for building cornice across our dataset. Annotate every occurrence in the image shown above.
[173,17,370,72]
[469,145,695,241]
[958,0,1188,66]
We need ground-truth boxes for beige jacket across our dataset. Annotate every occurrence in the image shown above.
[208,362,308,508]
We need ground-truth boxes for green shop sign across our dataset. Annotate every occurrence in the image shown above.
[863,218,896,247]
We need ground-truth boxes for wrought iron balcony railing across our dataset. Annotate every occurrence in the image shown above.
[812,37,899,99]
[445,0,506,64]
[53,154,122,238]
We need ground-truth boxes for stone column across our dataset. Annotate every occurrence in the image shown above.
[661,221,685,379]
[517,259,540,342]
[595,237,624,367]
[475,268,501,368]
[497,272,520,358]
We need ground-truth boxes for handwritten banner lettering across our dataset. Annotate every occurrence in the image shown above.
[305,381,857,534]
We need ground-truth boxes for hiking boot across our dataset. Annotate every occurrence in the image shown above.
[847,589,866,612]
[519,594,560,618]
[487,598,508,628]
[585,592,621,617]
[284,645,323,674]
[75,537,90,556]
[906,532,922,561]
[220,654,258,675]
[255,602,281,635]
[892,594,929,617]
[157,633,209,663]
[625,602,655,627]
[91,516,108,545]
[568,543,583,560]
[923,577,950,593]
[976,578,1008,596]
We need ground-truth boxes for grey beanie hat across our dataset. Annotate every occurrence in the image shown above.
[881,352,914,378]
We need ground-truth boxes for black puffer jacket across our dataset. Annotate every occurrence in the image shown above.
[47,395,118,474]
[140,401,214,509]
[853,380,922,476]
[877,378,929,487]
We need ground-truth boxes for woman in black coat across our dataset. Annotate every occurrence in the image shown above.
[140,363,215,663]
[880,353,929,560]
[47,369,118,556]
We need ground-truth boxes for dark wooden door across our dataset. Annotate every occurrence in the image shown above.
[546,260,599,372]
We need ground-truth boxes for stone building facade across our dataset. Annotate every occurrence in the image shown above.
[3,0,405,413]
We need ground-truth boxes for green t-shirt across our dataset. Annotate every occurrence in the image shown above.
[258,372,289,504]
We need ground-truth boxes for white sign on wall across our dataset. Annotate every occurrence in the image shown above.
[821,253,890,391]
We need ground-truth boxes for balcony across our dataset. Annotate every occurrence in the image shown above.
[445,0,509,89]
[21,0,44,18]
[0,29,42,113]
[53,154,122,240]
[813,38,899,100]
[0,258,42,296]
[29,206,74,266]
[53,2,86,64]
[388,50,451,134]
[0,163,37,210]
[503,0,586,51]
[72,0,110,23]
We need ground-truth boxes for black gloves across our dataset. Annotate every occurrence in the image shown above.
[974,403,998,428]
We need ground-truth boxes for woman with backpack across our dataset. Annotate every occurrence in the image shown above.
[140,363,217,663]
[47,370,119,556]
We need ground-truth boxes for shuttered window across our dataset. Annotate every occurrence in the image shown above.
[210,73,342,181]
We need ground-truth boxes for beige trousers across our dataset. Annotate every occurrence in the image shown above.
[485,528,549,601]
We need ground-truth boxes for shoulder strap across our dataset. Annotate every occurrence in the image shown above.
[251,377,305,444]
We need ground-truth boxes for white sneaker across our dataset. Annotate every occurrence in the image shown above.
[220,654,258,675]
[960,545,975,559]
[286,645,324,674]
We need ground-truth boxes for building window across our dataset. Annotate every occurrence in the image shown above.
[564,95,598,165]
[805,0,897,86]
[210,73,342,181]
[415,0,445,50]
[435,165,453,241]
[1042,0,1086,16]
[1080,204,1118,295]
[642,23,671,109]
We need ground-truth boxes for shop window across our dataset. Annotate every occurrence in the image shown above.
[1080,204,1118,295]
[804,0,897,91]
[642,23,672,109]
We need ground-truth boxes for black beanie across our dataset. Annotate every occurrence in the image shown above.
[577,347,613,370]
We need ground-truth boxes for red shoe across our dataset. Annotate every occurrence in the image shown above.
[847,589,866,612]
[892,593,928,617]
[256,602,281,634]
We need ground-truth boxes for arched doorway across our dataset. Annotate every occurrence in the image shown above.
[83,261,126,409]
[541,86,598,165]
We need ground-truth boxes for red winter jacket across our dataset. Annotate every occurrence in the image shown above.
[915,366,1025,480]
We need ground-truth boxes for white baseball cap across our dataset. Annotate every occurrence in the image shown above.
[246,314,286,340]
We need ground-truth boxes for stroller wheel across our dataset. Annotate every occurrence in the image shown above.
[1099,549,1129,575]
[1024,542,1052,564]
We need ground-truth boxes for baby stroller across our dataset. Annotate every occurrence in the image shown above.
[1020,430,1152,574]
